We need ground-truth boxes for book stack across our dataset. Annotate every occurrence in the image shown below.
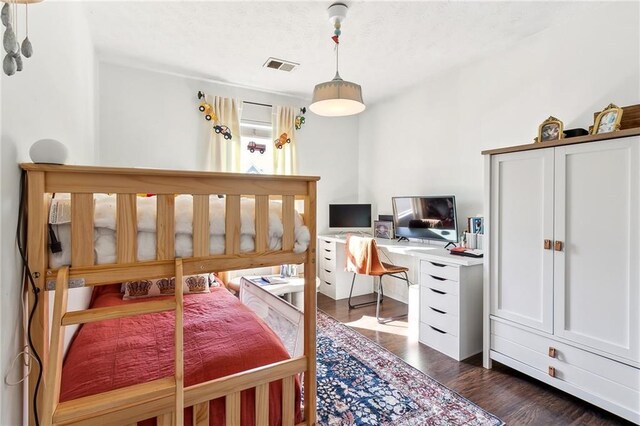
[465,216,484,250]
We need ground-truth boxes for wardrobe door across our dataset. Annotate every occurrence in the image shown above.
[554,137,639,362]
[490,149,554,333]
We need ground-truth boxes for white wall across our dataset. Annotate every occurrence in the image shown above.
[358,3,640,225]
[97,61,360,232]
[0,3,95,424]
[358,3,639,302]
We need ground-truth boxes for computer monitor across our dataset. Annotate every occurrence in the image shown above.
[392,196,458,243]
[329,204,372,229]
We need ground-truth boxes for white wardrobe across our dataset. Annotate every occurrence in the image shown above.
[483,131,639,423]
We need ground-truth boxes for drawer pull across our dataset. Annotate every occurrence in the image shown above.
[548,366,556,378]
[429,288,446,295]
[324,249,331,252]
[429,325,446,334]
[324,281,332,286]
[429,275,446,281]
[430,262,446,268]
[548,347,556,358]
[430,306,446,314]
[324,269,331,273]
[324,257,331,260]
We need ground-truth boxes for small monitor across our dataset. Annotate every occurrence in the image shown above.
[329,204,372,228]
[392,196,458,243]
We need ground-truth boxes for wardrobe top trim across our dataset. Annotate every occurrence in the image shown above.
[482,128,640,156]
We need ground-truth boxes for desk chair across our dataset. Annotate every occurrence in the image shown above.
[345,235,410,323]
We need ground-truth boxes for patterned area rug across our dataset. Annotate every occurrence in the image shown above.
[316,312,504,426]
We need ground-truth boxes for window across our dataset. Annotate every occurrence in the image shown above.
[240,120,273,174]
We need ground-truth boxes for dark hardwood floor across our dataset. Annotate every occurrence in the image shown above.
[317,293,633,426]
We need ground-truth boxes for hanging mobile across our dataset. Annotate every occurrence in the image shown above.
[197,90,217,121]
[12,1,23,72]
[1,3,9,26]
[295,107,307,130]
[2,1,16,76]
[274,132,291,149]
[21,1,32,58]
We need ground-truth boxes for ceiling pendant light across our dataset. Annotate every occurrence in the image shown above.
[309,3,365,117]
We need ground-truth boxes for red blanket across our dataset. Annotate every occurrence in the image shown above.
[60,285,302,425]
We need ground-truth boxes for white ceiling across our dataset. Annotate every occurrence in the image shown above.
[82,1,601,105]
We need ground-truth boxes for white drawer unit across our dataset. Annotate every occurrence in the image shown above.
[419,258,482,361]
[317,237,372,300]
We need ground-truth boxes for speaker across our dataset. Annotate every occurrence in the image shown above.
[29,139,68,164]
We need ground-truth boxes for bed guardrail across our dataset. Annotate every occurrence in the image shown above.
[21,164,319,426]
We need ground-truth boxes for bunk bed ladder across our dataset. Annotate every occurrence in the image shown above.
[41,266,69,426]
[41,260,185,426]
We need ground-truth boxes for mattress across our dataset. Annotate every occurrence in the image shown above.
[59,285,302,425]
[48,195,311,268]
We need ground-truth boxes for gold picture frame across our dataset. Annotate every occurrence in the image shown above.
[591,103,624,135]
[535,116,564,143]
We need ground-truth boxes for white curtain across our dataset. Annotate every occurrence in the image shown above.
[272,106,298,175]
[207,96,242,172]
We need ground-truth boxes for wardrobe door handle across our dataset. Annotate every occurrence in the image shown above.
[554,241,563,251]
[544,239,552,250]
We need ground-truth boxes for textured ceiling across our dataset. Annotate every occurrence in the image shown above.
[82,1,600,104]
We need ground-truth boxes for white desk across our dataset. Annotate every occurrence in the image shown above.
[318,234,483,267]
[318,234,483,361]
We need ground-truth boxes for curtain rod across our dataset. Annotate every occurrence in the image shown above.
[243,100,272,108]
[198,91,277,108]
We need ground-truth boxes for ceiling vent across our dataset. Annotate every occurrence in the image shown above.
[263,57,299,72]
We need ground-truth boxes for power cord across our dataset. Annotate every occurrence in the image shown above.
[3,275,35,387]
[17,170,43,426]
[48,224,62,253]
[47,193,62,254]
[4,346,37,386]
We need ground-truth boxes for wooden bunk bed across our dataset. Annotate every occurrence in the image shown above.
[21,164,319,426]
